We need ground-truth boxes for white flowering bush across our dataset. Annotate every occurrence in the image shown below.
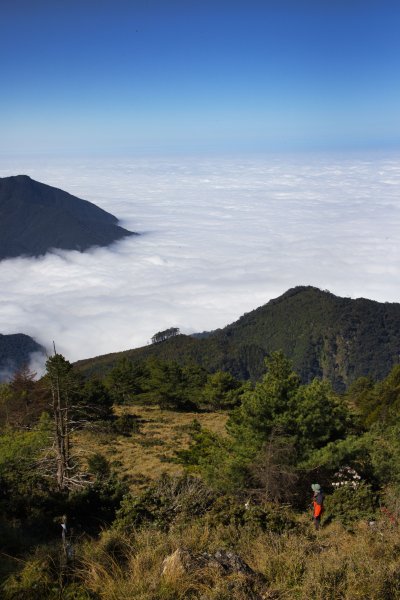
[332,465,362,489]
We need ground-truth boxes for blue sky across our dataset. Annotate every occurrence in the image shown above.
[1,0,400,154]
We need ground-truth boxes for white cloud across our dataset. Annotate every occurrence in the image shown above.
[0,153,399,371]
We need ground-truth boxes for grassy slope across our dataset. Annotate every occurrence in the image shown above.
[6,507,400,599]
[77,406,228,492]
[78,520,400,600]
[4,402,400,598]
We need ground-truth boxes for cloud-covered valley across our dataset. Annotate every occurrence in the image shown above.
[0,153,399,367]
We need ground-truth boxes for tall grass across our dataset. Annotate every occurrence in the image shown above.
[76,405,228,493]
[52,518,400,600]
[3,516,400,599]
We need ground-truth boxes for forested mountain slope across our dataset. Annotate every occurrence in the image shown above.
[76,286,400,391]
[0,175,136,260]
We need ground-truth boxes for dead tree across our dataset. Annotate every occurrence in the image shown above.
[46,352,74,490]
[45,348,89,491]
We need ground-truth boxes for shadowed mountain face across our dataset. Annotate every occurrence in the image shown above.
[0,333,45,380]
[76,287,400,391]
[0,175,136,260]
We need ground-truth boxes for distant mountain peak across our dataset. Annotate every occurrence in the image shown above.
[0,175,137,260]
[76,286,400,392]
[0,333,45,381]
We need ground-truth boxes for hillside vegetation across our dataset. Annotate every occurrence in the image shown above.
[76,405,228,492]
[2,346,400,598]
[77,286,400,391]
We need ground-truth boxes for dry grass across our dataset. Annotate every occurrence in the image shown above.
[76,405,228,491]
[75,519,400,600]
[3,511,400,599]
[79,521,264,600]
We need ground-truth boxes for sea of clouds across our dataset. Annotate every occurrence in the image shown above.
[0,153,399,371]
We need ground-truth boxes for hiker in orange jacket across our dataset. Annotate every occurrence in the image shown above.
[311,483,324,530]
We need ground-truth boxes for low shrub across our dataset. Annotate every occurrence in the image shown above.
[87,454,111,480]
[206,496,297,533]
[66,476,128,532]
[114,473,216,532]
[323,481,378,528]
[112,413,141,436]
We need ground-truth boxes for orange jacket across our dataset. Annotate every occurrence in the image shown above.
[313,492,324,518]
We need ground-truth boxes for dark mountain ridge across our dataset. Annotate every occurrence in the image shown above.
[76,286,400,391]
[0,333,45,380]
[0,175,136,260]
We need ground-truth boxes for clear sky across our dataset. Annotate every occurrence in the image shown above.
[1,0,400,155]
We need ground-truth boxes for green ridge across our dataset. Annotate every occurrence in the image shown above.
[76,286,400,391]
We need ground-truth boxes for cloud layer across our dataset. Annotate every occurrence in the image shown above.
[0,153,399,369]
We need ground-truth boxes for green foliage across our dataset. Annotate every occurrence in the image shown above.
[366,422,400,487]
[302,433,370,474]
[180,353,352,495]
[79,378,113,421]
[229,352,351,460]
[87,453,111,480]
[227,351,301,453]
[324,482,378,528]
[101,354,246,413]
[45,353,79,399]
[346,375,376,423]
[201,371,245,410]
[104,357,147,404]
[176,422,239,492]
[304,420,400,499]
[0,414,53,519]
[0,382,13,426]
[0,413,51,466]
[1,549,55,600]
[1,543,97,600]
[180,363,208,396]
[207,496,297,533]
[0,366,46,429]
[111,412,140,436]
[77,286,400,392]
[151,327,180,344]
[144,359,205,410]
[66,475,128,531]
[291,379,350,457]
[114,471,297,538]
[114,473,216,531]
[104,357,208,410]
[349,365,400,427]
